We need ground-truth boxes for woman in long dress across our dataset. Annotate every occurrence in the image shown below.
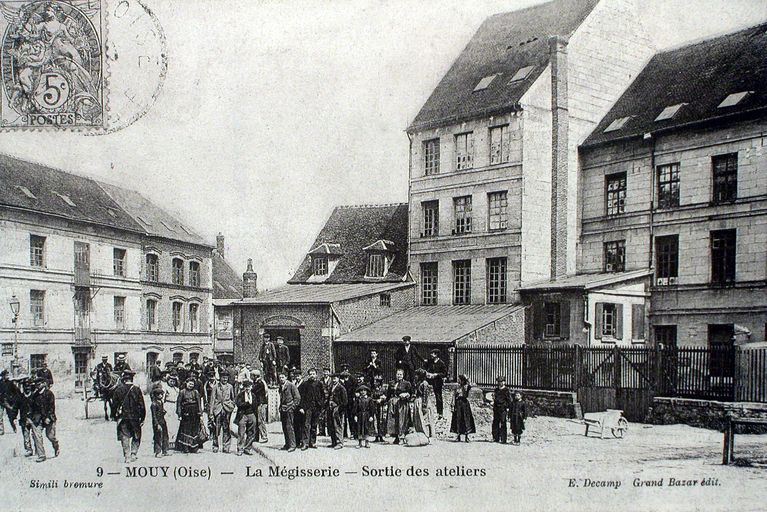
[163,375,180,448]
[175,377,203,453]
[411,369,433,437]
[450,374,476,442]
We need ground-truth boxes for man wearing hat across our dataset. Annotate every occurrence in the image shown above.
[112,370,145,463]
[278,371,300,452]
[275,336,291,378]
[93,356,113,397]
[36,361,54,388]
[492,376,512,444]
[114,354,130,374]
[149,358,163,384]
[326,372,347,449]
[291,368,305,449]
[16,375,34,456]
[234,379,257,455]
[208,372,235,453]
[395,336,422,384]
[425,349,448,419]
[341,370,357,439]
[259,333,278,386]
[29,377,58,462]
[298,368,325,450]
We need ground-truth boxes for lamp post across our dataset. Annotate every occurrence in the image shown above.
[9,295,20,377]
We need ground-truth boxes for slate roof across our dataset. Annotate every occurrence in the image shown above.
[212,253,243,300]
[235,282,414,305]
[289,203,409,284]
[0,154,143,233]
[518,269,652,292]
[336,304,525,344]
[407,0,599,132]
[584,22,767,147]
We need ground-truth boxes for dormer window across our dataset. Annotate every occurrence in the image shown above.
[654,103,687,122]
[313,257,328,276]
[363,240,395,279]
[367,254,385,278]
[307,243,342,281]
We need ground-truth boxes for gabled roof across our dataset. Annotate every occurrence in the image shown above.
[584,22,767,147]
[212,253,243,300]
[289,203,409,284]
[336,304,525,344]
[518,269,652,292]
[308,243,343,256]
[235,282,414,305]
[407,0,599,132]
[362,239,395,252]
[0,154,144,233]
[98,181,210,247]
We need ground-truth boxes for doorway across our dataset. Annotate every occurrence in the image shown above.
[264,328,301,371]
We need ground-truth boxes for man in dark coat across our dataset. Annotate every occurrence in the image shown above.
[36,362,54,388]
[275,337,290,377]
[112,370,145,463]
[491,376,512,444]
[425,349,448,419]
[93,356,113,396]
[149,359,163,384]
[259,333,278,386]
[317,367,332,436]
[298,368,325,450]
[234,379,257,455]
[363,350,382,386]
[114,354,130,374]
[291,368,304,448]
[341,371,357,439]
[252,370,269,443]
[395,336,422,384]
[29,378,58,462]
[327,373,347,449]
[278,372,300,452]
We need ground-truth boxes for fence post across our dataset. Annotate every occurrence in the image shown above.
[574,344,581,392]
[654,343,662,395]
[613,345,621,391]
[522,344,527,388]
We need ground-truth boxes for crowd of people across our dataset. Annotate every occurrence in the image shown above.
[0,336,528,464]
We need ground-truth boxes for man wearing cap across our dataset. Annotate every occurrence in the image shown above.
[492,376,512,444]
[114,354,131,374]
[275,337,290,377]
[425,349,448,419]
[112,370,145,463]
[28,377,59,462]
[209,372,235,453]
[341,370,357,439]
[36,361,54,388]
[317,367,332,436]
[259,333,278,386]
[251,370,269,443]
[363,350,382,386]
[16,375,34,456]
[234,379,257,455]
[298,368,325,450]
[93,356,113,397]
[149,359,163,384]
[291,368,305,449]
[278,372,300,452]
[326,373,347,449]
[395,336,422,384]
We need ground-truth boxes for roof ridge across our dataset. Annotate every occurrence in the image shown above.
[654,20,767,55]
[336,202,407,209]
[0,150,104,183]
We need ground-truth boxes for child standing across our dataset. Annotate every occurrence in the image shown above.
[353,385,373,448]
[509,391,527,445]
[150,388,169,457]
[491,376,512,444]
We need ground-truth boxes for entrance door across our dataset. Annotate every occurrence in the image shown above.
[708,324,734,399]
[265,328,301,371]
[146,352,158,373]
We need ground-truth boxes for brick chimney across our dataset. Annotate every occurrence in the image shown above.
[243,258,257,298]
[216,232,225,258]
[549,35,569,280]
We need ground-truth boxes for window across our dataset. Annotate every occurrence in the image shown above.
[712,153,737,203]
[455,132,474,170]
[74,352,88,375]
[30,354,46,372]
[172,352,183,364]
[30,235,45,267]
[114,296,125,330]
[708,324,735,379]
[655,235,678,283]
[380,293,391,307]
[452,260,471,305]
[146,299,157,331]
[632,303,645,341]
[486,257,507,304]
[312,257,327,276]
[544,302,561,337]
[711,229,736,286]
[16,185,36,199]
[113,248,127,277]
[189,303,199,333]
[146,254,159,282]
[52,191,76,207]
[420,262,438,306]
[509,66,534,83]
[172,258,184,285]
[718,91,751,109]
[489,125,510,165]
[488,191,508,230]
[30,290,44,326]
[423,138,440,175]
[654,325,677,347]
[605,172,626,216]
[603,116,632,133]
[189,261,201,287]
[654,103,687,122]
[532,301,570,340]
[656,163,680,209]
[367,253,385,278]
[473,74,497,91]
[422,200,439,237]
[595,303,623,340]
[453,196,472,234]
[603,240,625,272]
[172,302,183,332]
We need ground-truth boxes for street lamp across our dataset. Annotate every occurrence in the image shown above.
[9,295,20,377]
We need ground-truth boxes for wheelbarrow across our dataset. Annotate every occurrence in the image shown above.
[581,409,629,439]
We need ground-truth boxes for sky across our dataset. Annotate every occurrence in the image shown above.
[1,0,765,289]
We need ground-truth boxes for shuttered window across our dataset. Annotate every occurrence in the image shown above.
[595,303,622,341]
[532,301,570,340]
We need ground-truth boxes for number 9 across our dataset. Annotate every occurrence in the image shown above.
[96,467,103,477]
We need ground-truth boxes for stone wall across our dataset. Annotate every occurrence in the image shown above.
[441,384,579,422]
[649,397,767,432]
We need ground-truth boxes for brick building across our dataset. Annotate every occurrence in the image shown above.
[575,23,767,348]
[228,204,416,373]
[211,234,244,363]
[0,155,215,394]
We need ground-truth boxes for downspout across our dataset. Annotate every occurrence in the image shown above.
[647,133,656,270]
[406,132,413,289]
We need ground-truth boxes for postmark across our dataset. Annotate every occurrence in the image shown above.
[0,0,105,129]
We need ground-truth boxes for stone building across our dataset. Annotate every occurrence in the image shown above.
[228,204,416,373]
[406,0,654,315]
[575,23,767,348]
[211,234,244,363]
[0,155,215,393]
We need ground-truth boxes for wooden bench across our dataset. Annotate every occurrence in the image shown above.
[722,417,767,465]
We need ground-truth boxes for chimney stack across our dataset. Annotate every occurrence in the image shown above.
[549,35,569,280]
[243,258,258,298]
[216,233,225,258]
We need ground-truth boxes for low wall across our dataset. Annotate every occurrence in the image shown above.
[443,384,580,419]
[649,397,767,432]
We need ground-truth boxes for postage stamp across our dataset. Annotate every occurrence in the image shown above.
[0,0,105,129]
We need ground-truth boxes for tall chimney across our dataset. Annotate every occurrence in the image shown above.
[216,232,225,258]
[549,35,569,280]
[243,258,257,298]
